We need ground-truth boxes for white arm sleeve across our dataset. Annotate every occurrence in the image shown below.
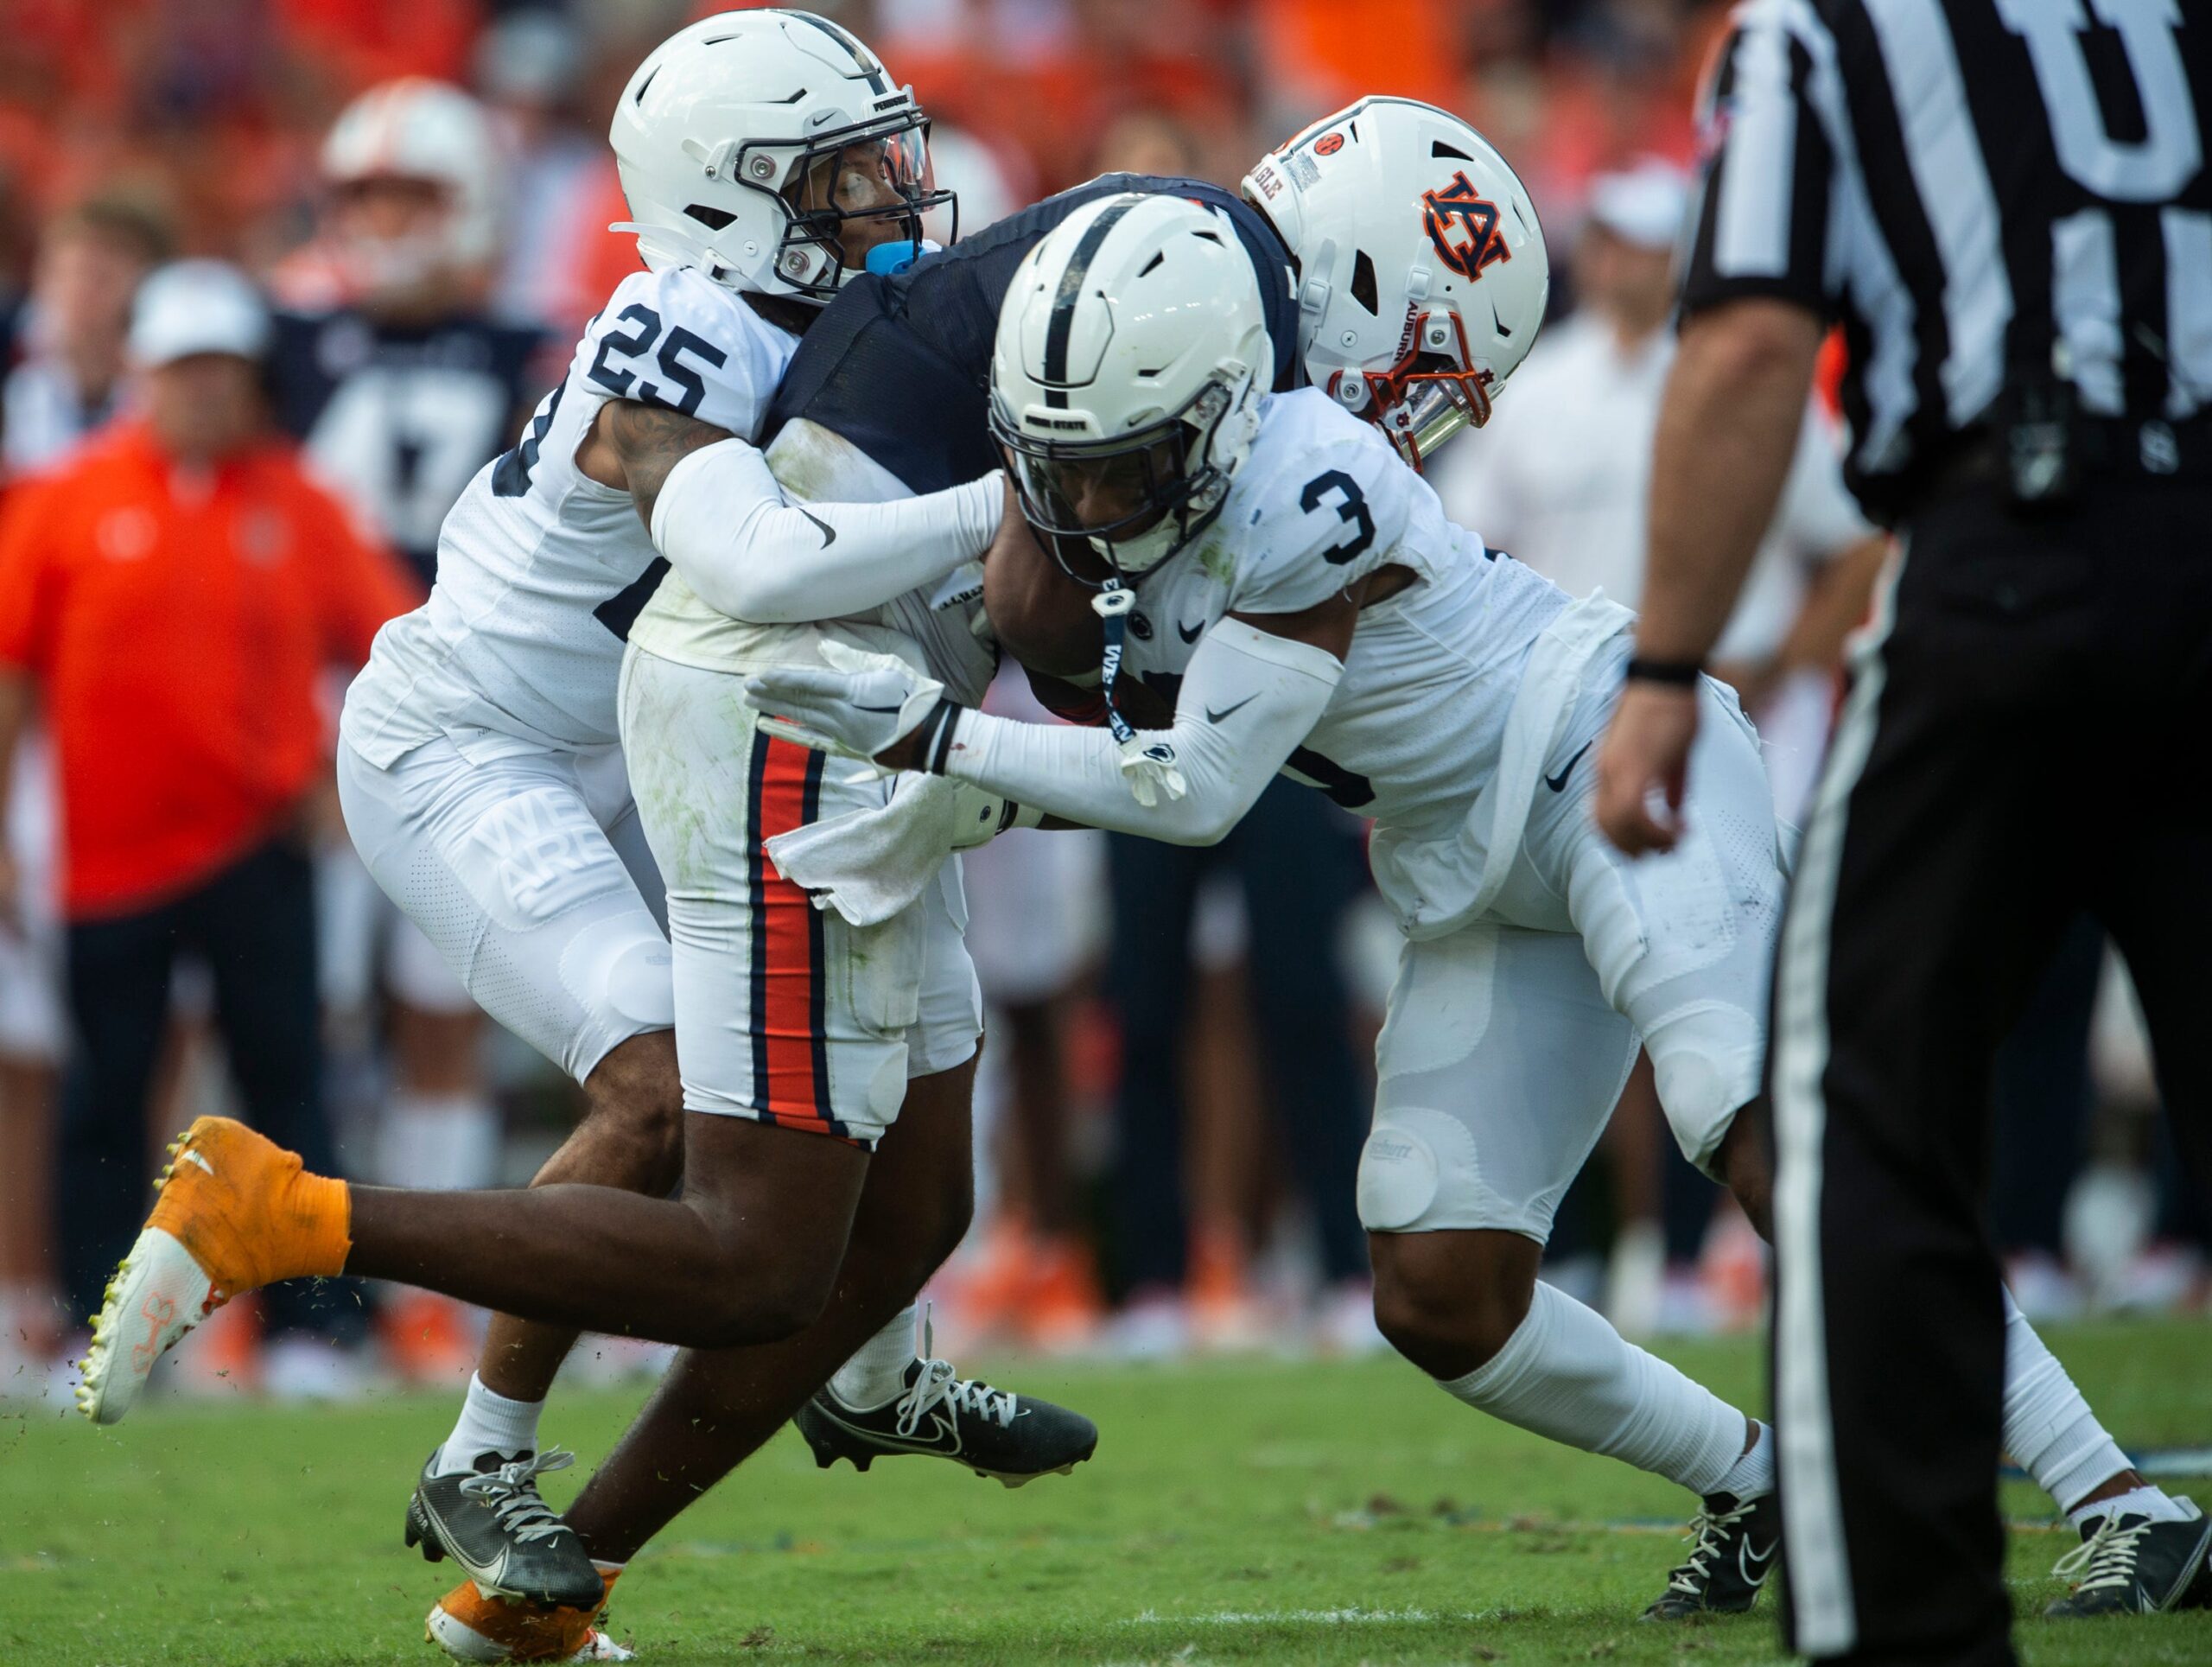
[940,619,1344,845]
[651,438,1003,625]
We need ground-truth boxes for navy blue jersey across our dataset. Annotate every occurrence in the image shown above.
[766,174,1300,493]
[270,309,543,582]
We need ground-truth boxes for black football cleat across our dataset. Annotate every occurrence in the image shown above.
[2045,1499,2212,1618]
[404,1446,606,1608]
[795,1352,1097,1487]
[1640,1490,1782,1619]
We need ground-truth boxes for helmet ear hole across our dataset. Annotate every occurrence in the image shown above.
[1350,250,1380,316]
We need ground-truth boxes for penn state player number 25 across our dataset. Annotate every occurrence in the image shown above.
[587,304,730,417]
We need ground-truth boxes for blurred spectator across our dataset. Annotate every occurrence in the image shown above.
[470,9,603,329]
[0,261,417,1391]
[3,194,173,474]
[0,190,171,1389]
[953,671,1110,1352]
[1103,782,1375,1354]
[269,77,546,1381]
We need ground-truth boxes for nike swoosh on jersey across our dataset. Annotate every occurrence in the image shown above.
[1177,619,1205,643]
[1544,741,1593,792]
[1205,695,1257,723]
[798,506,837,547]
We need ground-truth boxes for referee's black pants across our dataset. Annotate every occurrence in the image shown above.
[1770,477,2212,1667]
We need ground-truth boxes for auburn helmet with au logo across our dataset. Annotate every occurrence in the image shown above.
[1242,97,1549,470]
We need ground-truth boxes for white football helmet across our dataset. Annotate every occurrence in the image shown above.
[990,193,1269,584]
[321,79,503,291]
[610,9,950,302]
[1243,97,1549,470]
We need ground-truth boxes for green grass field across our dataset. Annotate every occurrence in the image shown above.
[3,1320,2207,1664]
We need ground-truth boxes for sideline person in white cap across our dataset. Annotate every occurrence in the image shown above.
[0,258,419,1393]
[1428,162,1890,1338]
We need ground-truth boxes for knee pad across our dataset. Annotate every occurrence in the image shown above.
[1357,1106,1495,1234]
[562,914,676,1034]
[1642,999,1762,1175]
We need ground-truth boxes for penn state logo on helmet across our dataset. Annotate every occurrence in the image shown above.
[1421,172,1514,283]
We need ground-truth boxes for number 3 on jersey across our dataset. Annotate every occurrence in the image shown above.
[588,304,729,417]
[1301,469,1376,566]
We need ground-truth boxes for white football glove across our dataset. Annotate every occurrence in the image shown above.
[746,641,947,764]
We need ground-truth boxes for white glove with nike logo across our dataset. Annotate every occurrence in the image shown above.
[747,640,947,764]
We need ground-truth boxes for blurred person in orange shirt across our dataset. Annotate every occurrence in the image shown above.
[0,260,418,1390]
[0,189,171,1393]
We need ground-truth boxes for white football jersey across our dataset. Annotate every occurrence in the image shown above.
[1117,389,1573,840]
[341,266,798,766]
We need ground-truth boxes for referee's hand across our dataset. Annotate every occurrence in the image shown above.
[1595,682,1700,856]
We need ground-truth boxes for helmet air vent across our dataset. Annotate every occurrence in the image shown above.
[1350,250,1379,315]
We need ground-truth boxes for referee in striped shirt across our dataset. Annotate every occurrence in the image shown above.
[1594,3,2211,1662]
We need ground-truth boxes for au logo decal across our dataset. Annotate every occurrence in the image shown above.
[1421,171,1513,281]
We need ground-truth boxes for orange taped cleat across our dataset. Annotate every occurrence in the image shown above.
[427,1569,631,1663]
[75,1116,351,1426]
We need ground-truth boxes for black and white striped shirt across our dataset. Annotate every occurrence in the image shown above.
[1681,0,2212,521]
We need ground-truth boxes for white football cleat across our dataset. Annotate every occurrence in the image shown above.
[76,1227,219,1426]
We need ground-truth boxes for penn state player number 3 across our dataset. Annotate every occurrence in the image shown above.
[1301,469,1376,566]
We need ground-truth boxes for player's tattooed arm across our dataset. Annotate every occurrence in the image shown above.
[578,399,734,527]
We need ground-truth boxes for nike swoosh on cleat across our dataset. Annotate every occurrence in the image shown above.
[1205,695,1256,723]
[819,1403,963,1458]
[798,506,837,547]
[1739,1537,1778,1586]
[1177,619,1205,643]
[1544,741,1593,792]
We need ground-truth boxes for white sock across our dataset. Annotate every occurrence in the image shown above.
[379,1091,502,1191]
[1714,1419,1776,1502]
[2001,1287,2134,1513]
[1435,1281,1747,1497]
[2070,1483,2191,1532]
[828,1304,918,1410]
[437,1372,544,1473]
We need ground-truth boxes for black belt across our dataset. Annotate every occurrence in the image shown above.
[1923,415,2212,506]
